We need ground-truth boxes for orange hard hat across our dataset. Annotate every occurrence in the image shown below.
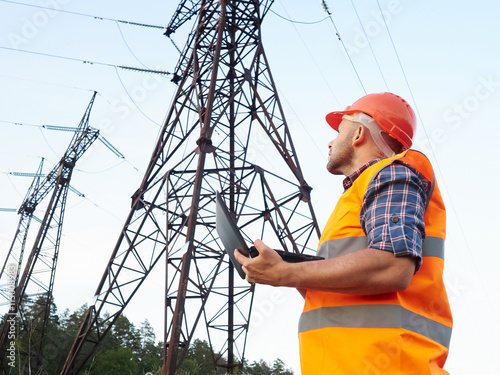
[325,92,417,150]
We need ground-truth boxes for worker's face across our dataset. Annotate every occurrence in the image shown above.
[326,120,356,175]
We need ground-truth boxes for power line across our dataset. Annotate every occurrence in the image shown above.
[349,0,389,91]
[275,0,342,108]
[0,0,166,30]
[113,67,162,127]
[115,21,149,69]
[0,73,96,93]
[373,0,441,164]
[38,126,60,158]
[270,9,329,24]
[4,173,24,199]
[321,0,366,94]
[0,120,41,127]
[0,45,171,75]
[1,120,79,133]
[268,0,343,184]
[0,74,114,113]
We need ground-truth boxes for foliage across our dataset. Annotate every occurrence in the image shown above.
[90,347,138,375]
[1,300,293,374]
[242,358,294,375]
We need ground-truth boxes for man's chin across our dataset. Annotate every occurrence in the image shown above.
[326,164,341,175]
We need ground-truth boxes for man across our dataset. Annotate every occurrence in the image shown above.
[234,92,453,374]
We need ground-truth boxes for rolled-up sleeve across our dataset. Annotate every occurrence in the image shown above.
[360,162,430,272]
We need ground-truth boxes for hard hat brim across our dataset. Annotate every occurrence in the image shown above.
[325,109,360,132]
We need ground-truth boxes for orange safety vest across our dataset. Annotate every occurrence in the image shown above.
[298,150,452,375]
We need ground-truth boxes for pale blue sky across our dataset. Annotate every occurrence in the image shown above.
[1,0,499,373]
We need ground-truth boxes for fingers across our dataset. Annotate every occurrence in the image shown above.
[245,273,255,283]
[235,240,279,285]
[233,248,247,264]
[233,249,254,283]
[253,238,265,250]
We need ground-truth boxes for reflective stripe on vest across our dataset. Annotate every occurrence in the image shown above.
[318,236,445,259]
[298,304,452,349]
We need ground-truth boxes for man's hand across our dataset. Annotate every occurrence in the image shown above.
[234,240,415,295]
[233,239,288,286]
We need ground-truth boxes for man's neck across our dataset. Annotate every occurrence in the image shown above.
[343,152,385,177]
[342,159,381,191]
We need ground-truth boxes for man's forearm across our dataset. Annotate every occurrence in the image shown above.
[235,240,416,295]
[284,248,415,295]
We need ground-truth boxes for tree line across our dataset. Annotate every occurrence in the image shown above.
[0,299,294,374]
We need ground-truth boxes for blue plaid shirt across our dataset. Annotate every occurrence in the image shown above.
[343,159,431,272]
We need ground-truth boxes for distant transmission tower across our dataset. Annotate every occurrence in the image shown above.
[0,158,45,290]
[62,1,320,374]
[0,92,99,373]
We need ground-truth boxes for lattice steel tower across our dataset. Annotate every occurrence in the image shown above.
[0,92,99,373]
[62,1,320,374]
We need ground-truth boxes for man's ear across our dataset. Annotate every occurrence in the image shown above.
[352,125,367,147]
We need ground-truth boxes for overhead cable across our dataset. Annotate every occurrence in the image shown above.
[374,0,439,166]
[115,22,149,69]
[38,126,59,158]
[0,46,171,75]
[275,0,342,107]
[349,0,389,91]
[0,73,95,93]
[0,0,166,29]
[113,67,162,127]
[321,0,366,94]
[270,9,329,24]
[1,120,81,132]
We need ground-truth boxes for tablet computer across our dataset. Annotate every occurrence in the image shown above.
[215,191,324,279]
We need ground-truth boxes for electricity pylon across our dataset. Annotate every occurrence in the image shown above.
[61,1,320,374]
[0,158,45,291]
[0,92,99,373]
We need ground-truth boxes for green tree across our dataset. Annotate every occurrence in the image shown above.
[57,304,92,372]
[2,301,295,375]
[180,358,203,374]
[245,359,271,375]
[88,346,138,375]
[271,358,293,375]
[1,295,64,375]
[181,338,217,375]
[137,319,162,374]
[100,314,141,353]
[243,358,294,375]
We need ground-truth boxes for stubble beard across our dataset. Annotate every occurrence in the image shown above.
[326,141,354,176]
